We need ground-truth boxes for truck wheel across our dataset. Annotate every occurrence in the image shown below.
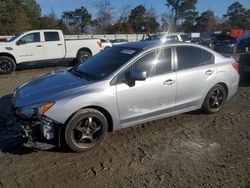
[76,51,91,65]
[65,108,108,152]
[0,56,16,74]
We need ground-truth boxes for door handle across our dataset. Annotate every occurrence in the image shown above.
[205,70,214,75]
[36,45,42,47]
[57,44,63,46]
[164,79,175,85]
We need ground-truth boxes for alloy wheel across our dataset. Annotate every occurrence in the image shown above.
[209,88,224,109]
[72,116,102,147]
[0,59,12,72]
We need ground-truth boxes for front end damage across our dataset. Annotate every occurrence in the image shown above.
[14,113,62,150]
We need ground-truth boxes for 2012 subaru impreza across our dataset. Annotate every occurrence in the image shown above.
[13,41,239,152]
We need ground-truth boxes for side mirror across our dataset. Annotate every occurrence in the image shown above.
[16,39,25,46]
[128,71,146,81]
[125,71,146,87]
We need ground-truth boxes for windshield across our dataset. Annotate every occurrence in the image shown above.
[72,46,141,80]
[8,33,23,42]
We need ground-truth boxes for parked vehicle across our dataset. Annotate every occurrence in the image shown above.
[214,36,250,57]
[110,39,128,45]
[142,33,191,42]
[213,33,237,55]
[0,30,102,74]
[239,52,250,78]
[13,41,239,152]
[0,38,8,42]
[100,38,112,50]
[190,37,213,48]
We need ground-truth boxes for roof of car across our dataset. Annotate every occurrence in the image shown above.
[116,40,221,57]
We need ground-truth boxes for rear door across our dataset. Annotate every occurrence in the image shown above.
[42,31,65,60]
[116,47,177,126]
[175,46,216,110]
[15,32,44,62]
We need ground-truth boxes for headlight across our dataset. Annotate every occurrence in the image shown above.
[15,102,54,119]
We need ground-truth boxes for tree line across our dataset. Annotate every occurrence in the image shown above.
[0,0,250,35]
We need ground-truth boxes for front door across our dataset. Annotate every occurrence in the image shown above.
[116,47,176,127]
[16,32,44,62]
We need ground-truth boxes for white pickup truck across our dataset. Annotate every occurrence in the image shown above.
[0,30,102,74]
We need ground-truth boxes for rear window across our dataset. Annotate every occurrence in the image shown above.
[177,46,203,70]
[44,32,60,42]
[202,50,214,65]
[177,46,214,70]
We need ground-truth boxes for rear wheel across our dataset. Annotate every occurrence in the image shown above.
[76,51,91,65]
[65,108,108,152]
[0,56,16,74]
[202,84,226,114]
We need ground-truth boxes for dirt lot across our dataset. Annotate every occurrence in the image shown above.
[0,62,250,188]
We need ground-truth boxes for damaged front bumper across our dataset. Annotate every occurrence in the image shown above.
[15,115,62,150]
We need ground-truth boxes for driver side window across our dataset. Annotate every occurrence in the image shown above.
[18,32,40,45]
[117,51,156,83]
[117,48,172,83]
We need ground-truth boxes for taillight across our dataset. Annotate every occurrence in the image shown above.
[97,40,102,48]
[232,62,239,72]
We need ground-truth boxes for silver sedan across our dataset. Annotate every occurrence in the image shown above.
[13,41,239,152]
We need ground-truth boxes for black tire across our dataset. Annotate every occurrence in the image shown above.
[76,51,91,65]
[0,56,16,74]
[202,84,226,114]
[65,108,108,152]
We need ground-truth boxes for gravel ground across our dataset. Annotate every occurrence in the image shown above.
[0,62,250,188]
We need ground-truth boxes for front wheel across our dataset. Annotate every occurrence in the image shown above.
[0,56,16,74]
[65,109,108,152]
[202,84,226,114]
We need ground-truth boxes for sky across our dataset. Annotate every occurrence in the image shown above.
[36,0,250,19]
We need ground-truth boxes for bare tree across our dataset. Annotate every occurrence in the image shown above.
[95,0,113,34]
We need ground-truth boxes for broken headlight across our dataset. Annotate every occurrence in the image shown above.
[15,102,54,119]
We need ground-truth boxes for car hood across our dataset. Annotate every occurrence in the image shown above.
[0,42,9,46]
[14,70,91,107]
[0,42,14,49]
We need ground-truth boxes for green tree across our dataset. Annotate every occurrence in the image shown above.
[40,10,60,30]
[0,0,40,34]
[20,0,41,29]
[0,0,32,35]
[128,5,147,33]
[13,8,31,32]
[165,0,198,31]
[223,1,250,29]
[145,7,159,33]
[62,6,91,34]
[195,10,218,32]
